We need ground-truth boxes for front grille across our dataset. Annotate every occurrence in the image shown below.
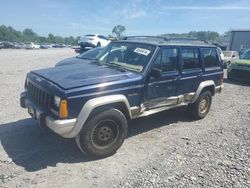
[230,69,250,80]
[26,81,52,110]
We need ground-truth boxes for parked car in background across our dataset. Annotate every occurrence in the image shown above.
[223,51,239,68]
[227,49,250,82]
[26,42,40,49]
[78,34,110,48]
[0,42,3,49]
[20,36,223,158]
[2,41,15,49]
[55,47,103,67]
[15,43,26,49]
[53,44,66,48]
[40,44,50,49]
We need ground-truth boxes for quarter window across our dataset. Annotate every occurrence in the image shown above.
[152,48,178,72]
[181,48,199,70]
[201,48,219,67]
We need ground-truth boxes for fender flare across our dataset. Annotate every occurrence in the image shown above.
[192,80,215,103]
[63,94,131,138]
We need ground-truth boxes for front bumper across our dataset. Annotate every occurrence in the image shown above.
[20,92,76,137]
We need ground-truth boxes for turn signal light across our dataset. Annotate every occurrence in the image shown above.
[59,100,68,119]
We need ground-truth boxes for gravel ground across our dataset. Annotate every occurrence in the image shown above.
[0,49,249,188]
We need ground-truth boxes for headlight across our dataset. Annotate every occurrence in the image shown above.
[54,96,61,108]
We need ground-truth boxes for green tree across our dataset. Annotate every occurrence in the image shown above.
[23,28,38,42]
[47,33,55,43]
[112,25,126,39]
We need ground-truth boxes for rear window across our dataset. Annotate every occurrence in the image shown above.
[201,48,219,68]
[85,34,95,37]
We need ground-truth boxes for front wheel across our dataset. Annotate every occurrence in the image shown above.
[188,90,212,120]
[75,108,128,158]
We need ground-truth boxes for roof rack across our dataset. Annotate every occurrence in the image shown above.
[122,36,168,42]
[166,37,208,44]
[123,36,208,44]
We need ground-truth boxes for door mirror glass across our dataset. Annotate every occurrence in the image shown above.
[232,54,235,58]
[150,68,161,78]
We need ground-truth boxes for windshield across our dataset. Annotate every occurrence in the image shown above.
[95,42,156,72]
[77,48,103,60]
[240,50,250,60]
[223,51,232,57]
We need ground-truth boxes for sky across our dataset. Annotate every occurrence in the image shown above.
[0,0,250,37]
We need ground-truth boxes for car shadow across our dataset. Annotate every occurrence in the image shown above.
[128,106,192,137]
[0,118,88,172]
[0,106,191,172]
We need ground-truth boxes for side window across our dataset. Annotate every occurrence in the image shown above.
[181,48,199,70]
[201,48,219,68]
[98,35,107,40]
[152,48,178,72]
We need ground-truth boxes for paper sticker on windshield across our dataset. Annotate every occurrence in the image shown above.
[134,48,151,56]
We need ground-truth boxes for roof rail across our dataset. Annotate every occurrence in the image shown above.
[123,36,168,42]
[166,37,208,44]
[123,36,208,44]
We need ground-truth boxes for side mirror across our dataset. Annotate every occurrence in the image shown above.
[232,55,236,58]
[150,68,161,78]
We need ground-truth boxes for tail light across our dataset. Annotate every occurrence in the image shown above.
[220,74,224,85]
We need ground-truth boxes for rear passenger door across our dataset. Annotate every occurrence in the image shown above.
[177,47,202,95]
[201,48,223,86]
[144,47,180,109]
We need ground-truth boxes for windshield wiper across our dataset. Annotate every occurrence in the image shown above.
[76,56,92,60]
[90,59,103,65]
[102,62,126,72]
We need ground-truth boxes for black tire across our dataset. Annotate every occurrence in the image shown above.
[97,42,101,47]
[188,90,212,120]
[75,108,128,158]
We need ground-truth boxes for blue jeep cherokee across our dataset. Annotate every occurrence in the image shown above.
[20,36,224,157]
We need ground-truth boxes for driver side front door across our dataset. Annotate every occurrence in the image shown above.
[144,47,180,110]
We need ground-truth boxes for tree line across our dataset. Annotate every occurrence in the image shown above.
[0,24,229,45]
[159,31,230,43]
[0,25,78,45]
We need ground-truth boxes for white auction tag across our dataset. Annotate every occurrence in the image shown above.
[134,48,151,56]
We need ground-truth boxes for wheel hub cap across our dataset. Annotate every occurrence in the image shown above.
[199,96,209,113]
[91,119,119,149]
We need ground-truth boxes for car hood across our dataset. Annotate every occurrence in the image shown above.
[31,63,140,90]
[55,57,90,67]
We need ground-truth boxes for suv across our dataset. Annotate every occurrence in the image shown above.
[20,36,224,158]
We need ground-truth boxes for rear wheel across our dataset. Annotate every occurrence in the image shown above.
[75,108,128,158]
[188,90,212,120]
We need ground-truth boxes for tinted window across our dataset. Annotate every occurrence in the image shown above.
[201,48,219,67]
[240,50,250,60]
[98,35,107,40]
[85,34,95,37]
[77,47,103,60]
[181,48,199,70]
[152,48,178,72]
